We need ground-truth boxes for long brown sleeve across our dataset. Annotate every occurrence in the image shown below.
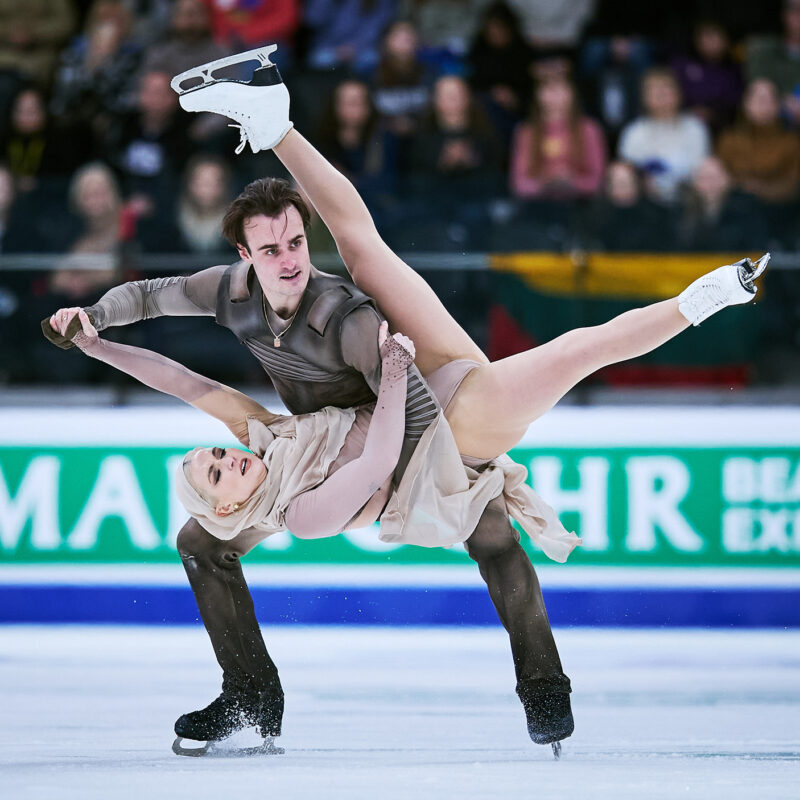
[84,265,228,332]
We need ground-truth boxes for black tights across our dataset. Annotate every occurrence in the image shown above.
[177,495,565,698]
[464,496,564,683]
[176,519,282,696]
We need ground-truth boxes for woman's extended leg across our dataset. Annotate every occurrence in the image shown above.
[447,298,690,458]
[273,130,488,374]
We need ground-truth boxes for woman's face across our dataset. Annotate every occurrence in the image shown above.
[643,75,680,118]
[606,162,639,206]
[434,76,470,117]
[12,90,46,134]
[75,170,119,218]
[384,22,417,59]
[743,79,779,126]
[537,78,573,118]
[695,23,727,62]
[335,81,371,127]
[187,162,226,209]
[692,157,730,200]
[188,445,267,514]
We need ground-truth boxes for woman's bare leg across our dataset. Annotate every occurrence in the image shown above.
[273,130,487,374]
[447,298,689,458]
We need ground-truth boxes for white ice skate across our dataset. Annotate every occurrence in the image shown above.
[678,252,770,326]
[170,45,292,154]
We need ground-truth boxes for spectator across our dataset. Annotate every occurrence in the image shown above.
[103,68,190,208]
[618,67,710,204]
[506,0,596,50]
[746,0,800,127]
[48,161,127,301]
[670,19,743,134]
[677,156,768,251]
[578,34,652,152]
[409,73,503,198]
[579,160,673,251]
[315,78,397,206]
[509,74,607,201]
[203,0,299,70]
[50,0,143,135]
[0,85,89,194]
[0,0,76,86]
[717,78,800,204]
[401,0,486,60]
[304,0,396,74]
[140,0,229,77]
[372,19,434,162]
[467,1,534,149]
[137,153,235,254]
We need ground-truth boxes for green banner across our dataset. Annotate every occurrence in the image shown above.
[2,444,798,566]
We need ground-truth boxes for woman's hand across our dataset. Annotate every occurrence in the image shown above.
[378,319,415,372]
[50,307,99,352]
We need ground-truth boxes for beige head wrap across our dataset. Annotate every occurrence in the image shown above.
[174,407,355,540]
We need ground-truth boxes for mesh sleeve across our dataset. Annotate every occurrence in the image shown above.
[84,265,228,331]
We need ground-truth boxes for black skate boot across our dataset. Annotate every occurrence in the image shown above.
[516,674,574,758]
[172,680,284,757]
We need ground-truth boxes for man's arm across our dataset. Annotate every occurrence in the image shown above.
[43,264,229,348]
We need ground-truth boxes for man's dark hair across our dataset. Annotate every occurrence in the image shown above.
[222,177,311,251]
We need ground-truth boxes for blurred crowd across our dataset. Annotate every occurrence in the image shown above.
[2,0,800,384]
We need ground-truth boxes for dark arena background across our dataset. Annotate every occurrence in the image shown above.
[0,1,798,797]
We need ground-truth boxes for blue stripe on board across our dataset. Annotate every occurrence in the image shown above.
[1,585,798,627]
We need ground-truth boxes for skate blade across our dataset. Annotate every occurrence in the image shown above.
[171,45,278,94]
[172,736,284,758]
[750,252,770,280]
[551,741,562,760]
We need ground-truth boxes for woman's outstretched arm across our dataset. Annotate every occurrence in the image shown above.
[284,324,415,539]
[53,308,283,445]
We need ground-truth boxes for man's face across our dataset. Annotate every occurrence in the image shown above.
[236,206,311,315]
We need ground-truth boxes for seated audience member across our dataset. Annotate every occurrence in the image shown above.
[304,0,396,74]
[48,162,127,301]
[677,156,768,251]
[505,0,595,51]
[102,68,190,207]
[718,78,800,204]
[409,74,503,200]
[371,18,434,156]
[136,153,235,254]
[618,67,711,205]
[579,159,673,251]
[315,78,397,207]
[509,75,607,201]
[670,19,743,134]
[467,1,534,148]
[140,0,229,77]
[0,0,76,86]
[50,0,143,134]
[746,0,800,127]
[578,33,652,153]
[203,0,299,70]
[402,0,485,60]
[0,85,89,194]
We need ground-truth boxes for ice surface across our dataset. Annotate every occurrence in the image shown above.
[1,626,798,800]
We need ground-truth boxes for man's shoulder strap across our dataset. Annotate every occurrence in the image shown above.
[305,272,376,337]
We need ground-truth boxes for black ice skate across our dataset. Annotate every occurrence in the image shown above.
[172,683,285,757]
[516,674,574,759]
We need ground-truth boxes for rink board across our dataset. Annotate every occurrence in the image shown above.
[1,407,799,625]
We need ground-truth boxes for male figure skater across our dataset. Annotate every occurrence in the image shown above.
[45,46,573,756]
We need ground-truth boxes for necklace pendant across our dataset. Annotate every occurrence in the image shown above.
[273,337,281,348]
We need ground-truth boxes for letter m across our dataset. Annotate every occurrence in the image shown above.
[0,456,61,551]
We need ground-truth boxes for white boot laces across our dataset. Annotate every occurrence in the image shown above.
[229,123,249,155]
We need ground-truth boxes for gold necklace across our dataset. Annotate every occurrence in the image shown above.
[262,292,300,348]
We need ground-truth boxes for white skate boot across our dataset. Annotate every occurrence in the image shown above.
[170,45,292,154]
[678,253,770,326]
